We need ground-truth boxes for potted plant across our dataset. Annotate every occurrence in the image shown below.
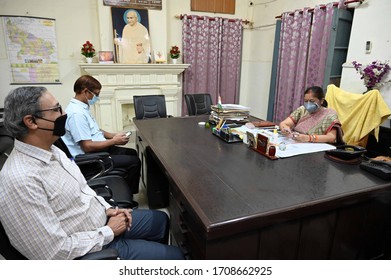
[169,45,180,64]
[352,60,391,93]
[81,41,96,63]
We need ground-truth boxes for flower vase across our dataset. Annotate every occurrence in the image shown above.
[172,58,178,64]
[86,57,93,64]
[363,87,373,94]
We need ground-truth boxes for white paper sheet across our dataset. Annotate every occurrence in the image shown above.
[230,125,336,158]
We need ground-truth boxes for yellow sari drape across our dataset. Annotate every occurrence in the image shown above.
[325,84,391,146]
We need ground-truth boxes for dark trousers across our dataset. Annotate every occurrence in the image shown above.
[107,146,141,194]
[105,209,184,260]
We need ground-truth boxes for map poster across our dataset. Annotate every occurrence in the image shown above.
[2,16,61,84]
[103,0,162,10]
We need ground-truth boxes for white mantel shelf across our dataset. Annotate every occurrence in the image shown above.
[79,63,189,132]
[80,63,190,75]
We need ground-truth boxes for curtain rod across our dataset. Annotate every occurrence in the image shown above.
[175,14,251,25]
[275,0,363,19]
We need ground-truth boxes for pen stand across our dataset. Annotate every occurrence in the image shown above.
[212,127,242,143]
[246,131,278,160]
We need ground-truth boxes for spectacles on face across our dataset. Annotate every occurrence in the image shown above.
[87,89,100,97]
[36,104,63,115]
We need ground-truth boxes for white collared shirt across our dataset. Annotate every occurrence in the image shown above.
[0,140,113,259]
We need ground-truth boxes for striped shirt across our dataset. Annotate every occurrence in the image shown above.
[0,140,114,259]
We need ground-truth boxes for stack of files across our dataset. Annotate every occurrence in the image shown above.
[209,104,250,124]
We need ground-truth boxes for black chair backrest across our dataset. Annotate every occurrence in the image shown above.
[184,93,213,116]
[53,137,73,158]
[133,95,167,119]
[0,126,26,259]
[0,124,14,170]
[0,220,27,259]
[0,124,13,152]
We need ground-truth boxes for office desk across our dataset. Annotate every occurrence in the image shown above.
[134,116,391,259]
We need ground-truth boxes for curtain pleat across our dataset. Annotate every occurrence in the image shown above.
[182,15,243,115]
[273,9,312,123]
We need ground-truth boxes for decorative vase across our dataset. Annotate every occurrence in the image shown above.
[363,87,373,94]
[172,58,178,64]
[86,57,93,64]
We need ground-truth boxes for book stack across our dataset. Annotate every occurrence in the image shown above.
[209,104,251,124]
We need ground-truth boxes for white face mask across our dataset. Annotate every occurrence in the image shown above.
[84,90,100,106]
[88,94,100,106]
[304,101,319,113]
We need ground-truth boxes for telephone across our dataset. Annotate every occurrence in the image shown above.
[325,145,366,161]
[360,160,391,180]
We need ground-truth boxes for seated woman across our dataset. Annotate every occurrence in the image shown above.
[279,86,344,144]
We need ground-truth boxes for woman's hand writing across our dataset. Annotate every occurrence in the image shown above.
[280,126,292,135]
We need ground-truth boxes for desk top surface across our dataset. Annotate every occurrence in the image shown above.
[134,116,391,239]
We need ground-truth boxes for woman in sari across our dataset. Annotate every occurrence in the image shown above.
[279,86,344,144]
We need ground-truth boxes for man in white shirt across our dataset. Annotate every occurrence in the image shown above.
[0,86,184,260]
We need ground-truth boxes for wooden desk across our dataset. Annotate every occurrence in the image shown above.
[134,116,391,259]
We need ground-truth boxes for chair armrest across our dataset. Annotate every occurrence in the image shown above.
[75,248,119,260]
[87,181,113,201]
[74,153,114,180]
[75,152,111,160]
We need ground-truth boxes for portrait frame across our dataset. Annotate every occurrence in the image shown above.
[111,7,150,64]
[98,51,114,63]
[153,50,166,63]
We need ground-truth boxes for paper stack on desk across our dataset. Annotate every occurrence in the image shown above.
[209,104,250,124]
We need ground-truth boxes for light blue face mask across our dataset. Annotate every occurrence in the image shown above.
[88,94,100,106]
[304,101,319,113]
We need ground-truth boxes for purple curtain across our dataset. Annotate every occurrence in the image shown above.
[182,15,243,115]
[273,8,312,123]
[306,3,335,86]
[273,3,338,123]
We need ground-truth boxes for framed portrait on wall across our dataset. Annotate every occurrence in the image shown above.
[111,8,151,64]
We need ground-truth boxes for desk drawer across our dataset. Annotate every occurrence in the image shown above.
[169,191,204,259]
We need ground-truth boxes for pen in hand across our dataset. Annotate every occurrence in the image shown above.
[281,127,292,135]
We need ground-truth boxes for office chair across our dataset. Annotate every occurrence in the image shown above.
[133,95,169,209]
[133,95,167,119]
[0,130,119,260]
[0,219,119,260]
[184,93,213,116]
[53,138,138,209]
[0,124,13,168]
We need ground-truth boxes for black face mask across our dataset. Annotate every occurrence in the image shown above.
[33,114,67,136]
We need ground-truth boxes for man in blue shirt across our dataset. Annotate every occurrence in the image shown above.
[62,75,140,198]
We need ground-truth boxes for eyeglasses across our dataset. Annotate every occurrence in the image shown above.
[87,89,100,97]
[36,105,63,115]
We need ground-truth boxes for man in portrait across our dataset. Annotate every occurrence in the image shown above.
[114,9,150,64]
